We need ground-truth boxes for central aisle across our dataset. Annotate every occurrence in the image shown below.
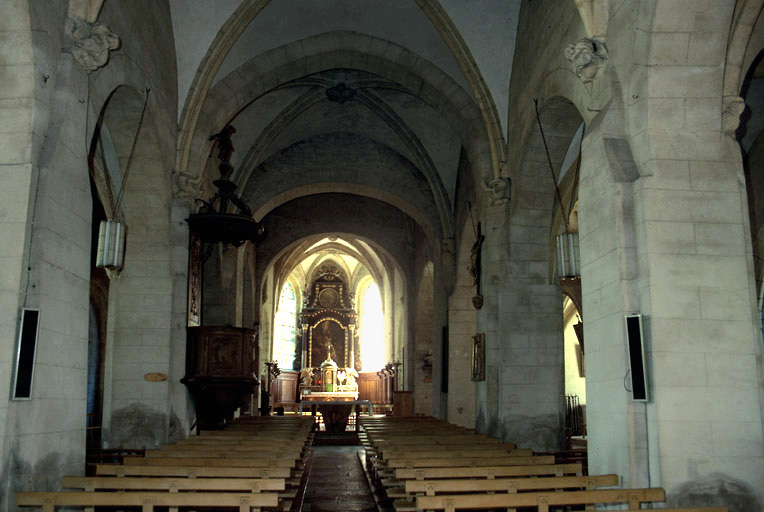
[302,445,377,512]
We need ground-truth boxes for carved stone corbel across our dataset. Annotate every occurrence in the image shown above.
[564,38,608,83]
[487,177,511,206]
[722,96,746,135]
[172,169,201,206]
[66,17,120,72]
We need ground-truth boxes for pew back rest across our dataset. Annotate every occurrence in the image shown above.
[395,463,583,480]
[415,487,666,512]
[95,463,292,478]
[61,476,286,492]
[405,474,618,495]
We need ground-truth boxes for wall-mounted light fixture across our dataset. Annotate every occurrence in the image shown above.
[556,232,580,278]
[96,219,126,270]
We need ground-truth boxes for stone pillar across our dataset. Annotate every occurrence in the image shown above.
[6,50,90,496]
[476,198,510,438]
[496,168,565,451]
[0,3,35,505]
[168,200,191,441]
[581,68,764,512]
[634,135,764,506]
[447,220,477,428]
[431,240,453,420]
[577,122,638,487]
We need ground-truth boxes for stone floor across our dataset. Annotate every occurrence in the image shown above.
[302,445,377,512]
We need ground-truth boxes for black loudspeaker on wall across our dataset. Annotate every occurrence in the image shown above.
[11,308,40,400]
[625,314,649,402]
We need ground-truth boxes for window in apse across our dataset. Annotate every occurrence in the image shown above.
[360,281,385,371]
[273,282,297,369]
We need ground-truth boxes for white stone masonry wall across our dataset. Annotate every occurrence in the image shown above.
[0,1,36,499]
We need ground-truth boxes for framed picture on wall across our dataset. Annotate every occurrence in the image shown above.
[471,333,485,381]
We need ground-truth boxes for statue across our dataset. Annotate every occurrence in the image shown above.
[564,38,608,83]
[209,125,237,177]
[337,367,358,387]
[299,367,314,386]
[344,367,358,386]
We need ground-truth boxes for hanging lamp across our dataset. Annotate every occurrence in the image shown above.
[187,125,265,246]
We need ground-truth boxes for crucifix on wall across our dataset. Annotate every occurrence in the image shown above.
[470,219,484,309]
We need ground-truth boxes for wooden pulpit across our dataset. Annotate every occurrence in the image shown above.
[181,326,258,430]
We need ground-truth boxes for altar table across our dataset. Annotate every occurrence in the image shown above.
[298,396,373,432]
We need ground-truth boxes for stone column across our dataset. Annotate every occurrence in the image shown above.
[6,50,90,494]
[476,196,510,438]
[495,169,565,451]
[0,3,35,505]
[633,136,764,506]
[168,200,191,441]
[577,121,639,487]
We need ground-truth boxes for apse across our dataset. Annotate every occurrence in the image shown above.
[264,235,395,374]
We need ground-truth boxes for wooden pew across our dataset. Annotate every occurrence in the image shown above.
[377,447,531,459]
[384,463,584,499]
[360,422,476,437]
[385,455,555,469]
[361,416,549,498]
[122,455,298,468]
[368,436,500,445]
[622,510,728,512]
[96,463,292,479]
[176,437,312,447]
[16,491,278,512]
[362,424,473,433]
[393,474,619,511]
[394,463,583,481]
[161,444,308,453]
[197,432,312,440]
[203,424,312,430]
[62,475,297,504]
[405,473,618,495]
[415,487,666,512]
[144,448,303,459]
[19,416,313,512]
[374,452,561,499]
[62,475,286,492]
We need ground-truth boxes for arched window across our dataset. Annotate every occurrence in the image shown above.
[359,281,384,371]
[273,282,297,368]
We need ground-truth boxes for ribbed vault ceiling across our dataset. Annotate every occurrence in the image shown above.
[171,0,520,262]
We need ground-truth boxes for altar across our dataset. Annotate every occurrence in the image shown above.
[296,263,368,433]
[299,392,372,433]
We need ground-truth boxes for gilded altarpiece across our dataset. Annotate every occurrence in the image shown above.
[300,263,357,368]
